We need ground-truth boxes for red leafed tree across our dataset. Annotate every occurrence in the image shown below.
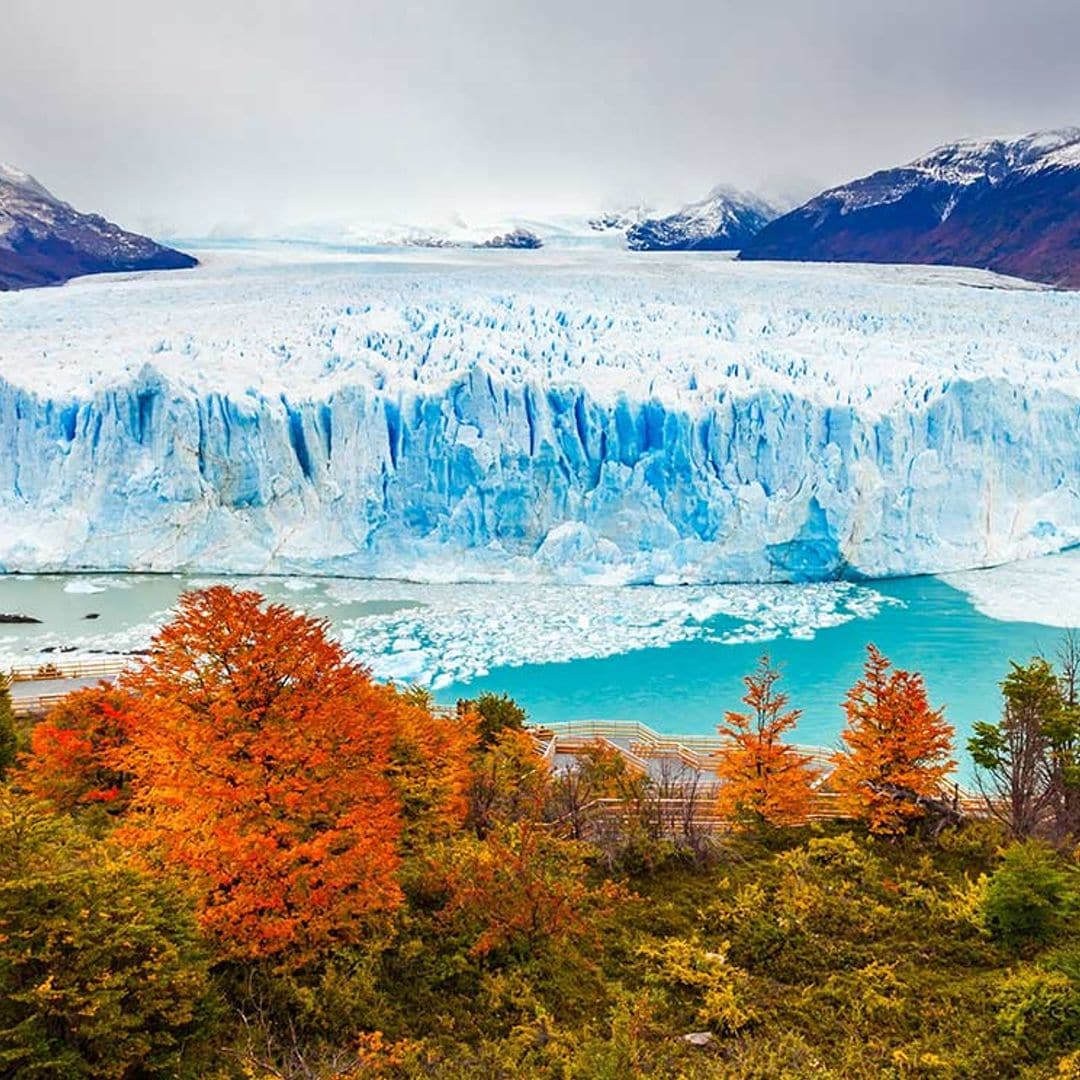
[435,819,620,959]
[715,656,820,826]
[831,644,955,835]
[116,586,405,963]
[21,685,134,813]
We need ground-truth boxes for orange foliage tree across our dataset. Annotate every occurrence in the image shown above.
[115,586,407,963]
[831,644,955,835]
[715,656,820,826]
[434,819,620,960]
[21,685,134,814]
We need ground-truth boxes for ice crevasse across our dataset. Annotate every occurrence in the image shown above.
[0,249,1077,584]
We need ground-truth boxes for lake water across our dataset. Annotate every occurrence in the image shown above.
[1,549,1077,776]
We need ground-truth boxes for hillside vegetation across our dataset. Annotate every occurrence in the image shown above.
[2,588,1079,1079]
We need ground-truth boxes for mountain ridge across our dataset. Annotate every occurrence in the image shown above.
[0,164,197,290]
[740,128,1080,287]
[626,186,778,251]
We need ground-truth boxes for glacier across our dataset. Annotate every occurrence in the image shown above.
[0,244,1077,584]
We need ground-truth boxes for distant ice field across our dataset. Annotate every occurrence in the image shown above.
[0,242,1070,405]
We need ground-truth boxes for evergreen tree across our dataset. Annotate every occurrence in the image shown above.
[970,656,1079,840]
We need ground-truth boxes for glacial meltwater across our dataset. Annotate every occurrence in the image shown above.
[2,548,1077,776]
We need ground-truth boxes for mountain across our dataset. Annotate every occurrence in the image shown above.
[739,128,1080,287]
[587,204,655,234]
[478,228,542,249]
[0,164,197,290]
[626,187,778,251]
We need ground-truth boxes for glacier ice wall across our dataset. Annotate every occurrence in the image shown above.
[0,248,1078,583]
[0,367,1076,582]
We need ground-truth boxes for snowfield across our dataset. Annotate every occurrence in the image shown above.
[0,244,1077,583]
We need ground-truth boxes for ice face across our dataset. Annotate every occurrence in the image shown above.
[0,245,1077,584]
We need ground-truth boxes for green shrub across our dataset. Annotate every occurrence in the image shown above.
[0,787,215,1077]
[981,841,1076,948]
[638,936,757,1035]
[995,967,1080,1051]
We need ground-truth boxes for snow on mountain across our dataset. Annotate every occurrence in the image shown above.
[626,187,779,251]
[0,163,197,290]
[741,128,1080,287]
[587,204,656,233]
[0,244,1077,584]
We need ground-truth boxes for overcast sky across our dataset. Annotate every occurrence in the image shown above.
[3,0,1079,236]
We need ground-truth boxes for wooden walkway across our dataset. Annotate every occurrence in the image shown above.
[6,658,128,718]
[531,718,835,776]
[4,676,987,827]
[530,718,985,831]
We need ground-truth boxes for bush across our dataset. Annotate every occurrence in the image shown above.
[0,788,215,1077]
[0,678,16,779]
[981,841,1076,948]
[638,936,757,1036]
[995,967,1080,1051]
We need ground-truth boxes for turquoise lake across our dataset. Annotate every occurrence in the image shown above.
[440,574,1059,759]
[0,551,1076,779]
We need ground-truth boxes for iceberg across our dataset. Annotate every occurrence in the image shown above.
[0,245,1077,584]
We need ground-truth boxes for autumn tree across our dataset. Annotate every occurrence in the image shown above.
[0,786,214,1077]
[391,685,476,849]
[20,684,134,815]
[433,819,621,960]
[466,726,551,839]
[715,656,820,827]
[831,645,955,836]
[116,586,405,964]
[549,739,635,841]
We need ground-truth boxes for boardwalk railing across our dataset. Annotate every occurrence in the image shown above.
[10,692,73,718]
[528,718,985,831]
[7,657,129,684]
[5,657,130,718]
[531,719,835,776]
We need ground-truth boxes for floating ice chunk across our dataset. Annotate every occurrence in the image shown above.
[63,579,108,594]
[334,579,899,687]
[940,549,1080,628]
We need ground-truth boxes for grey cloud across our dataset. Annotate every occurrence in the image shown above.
[2,0,1079,235]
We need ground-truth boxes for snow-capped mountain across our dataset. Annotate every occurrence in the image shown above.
[586,204,656,234]
[740,128,1080,287]
[0,246,1076,584]
[0,164,197,290]
[626,187,778,251]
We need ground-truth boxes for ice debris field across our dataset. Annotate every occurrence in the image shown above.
[0,572,895,689]
[0,244,1077,583]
